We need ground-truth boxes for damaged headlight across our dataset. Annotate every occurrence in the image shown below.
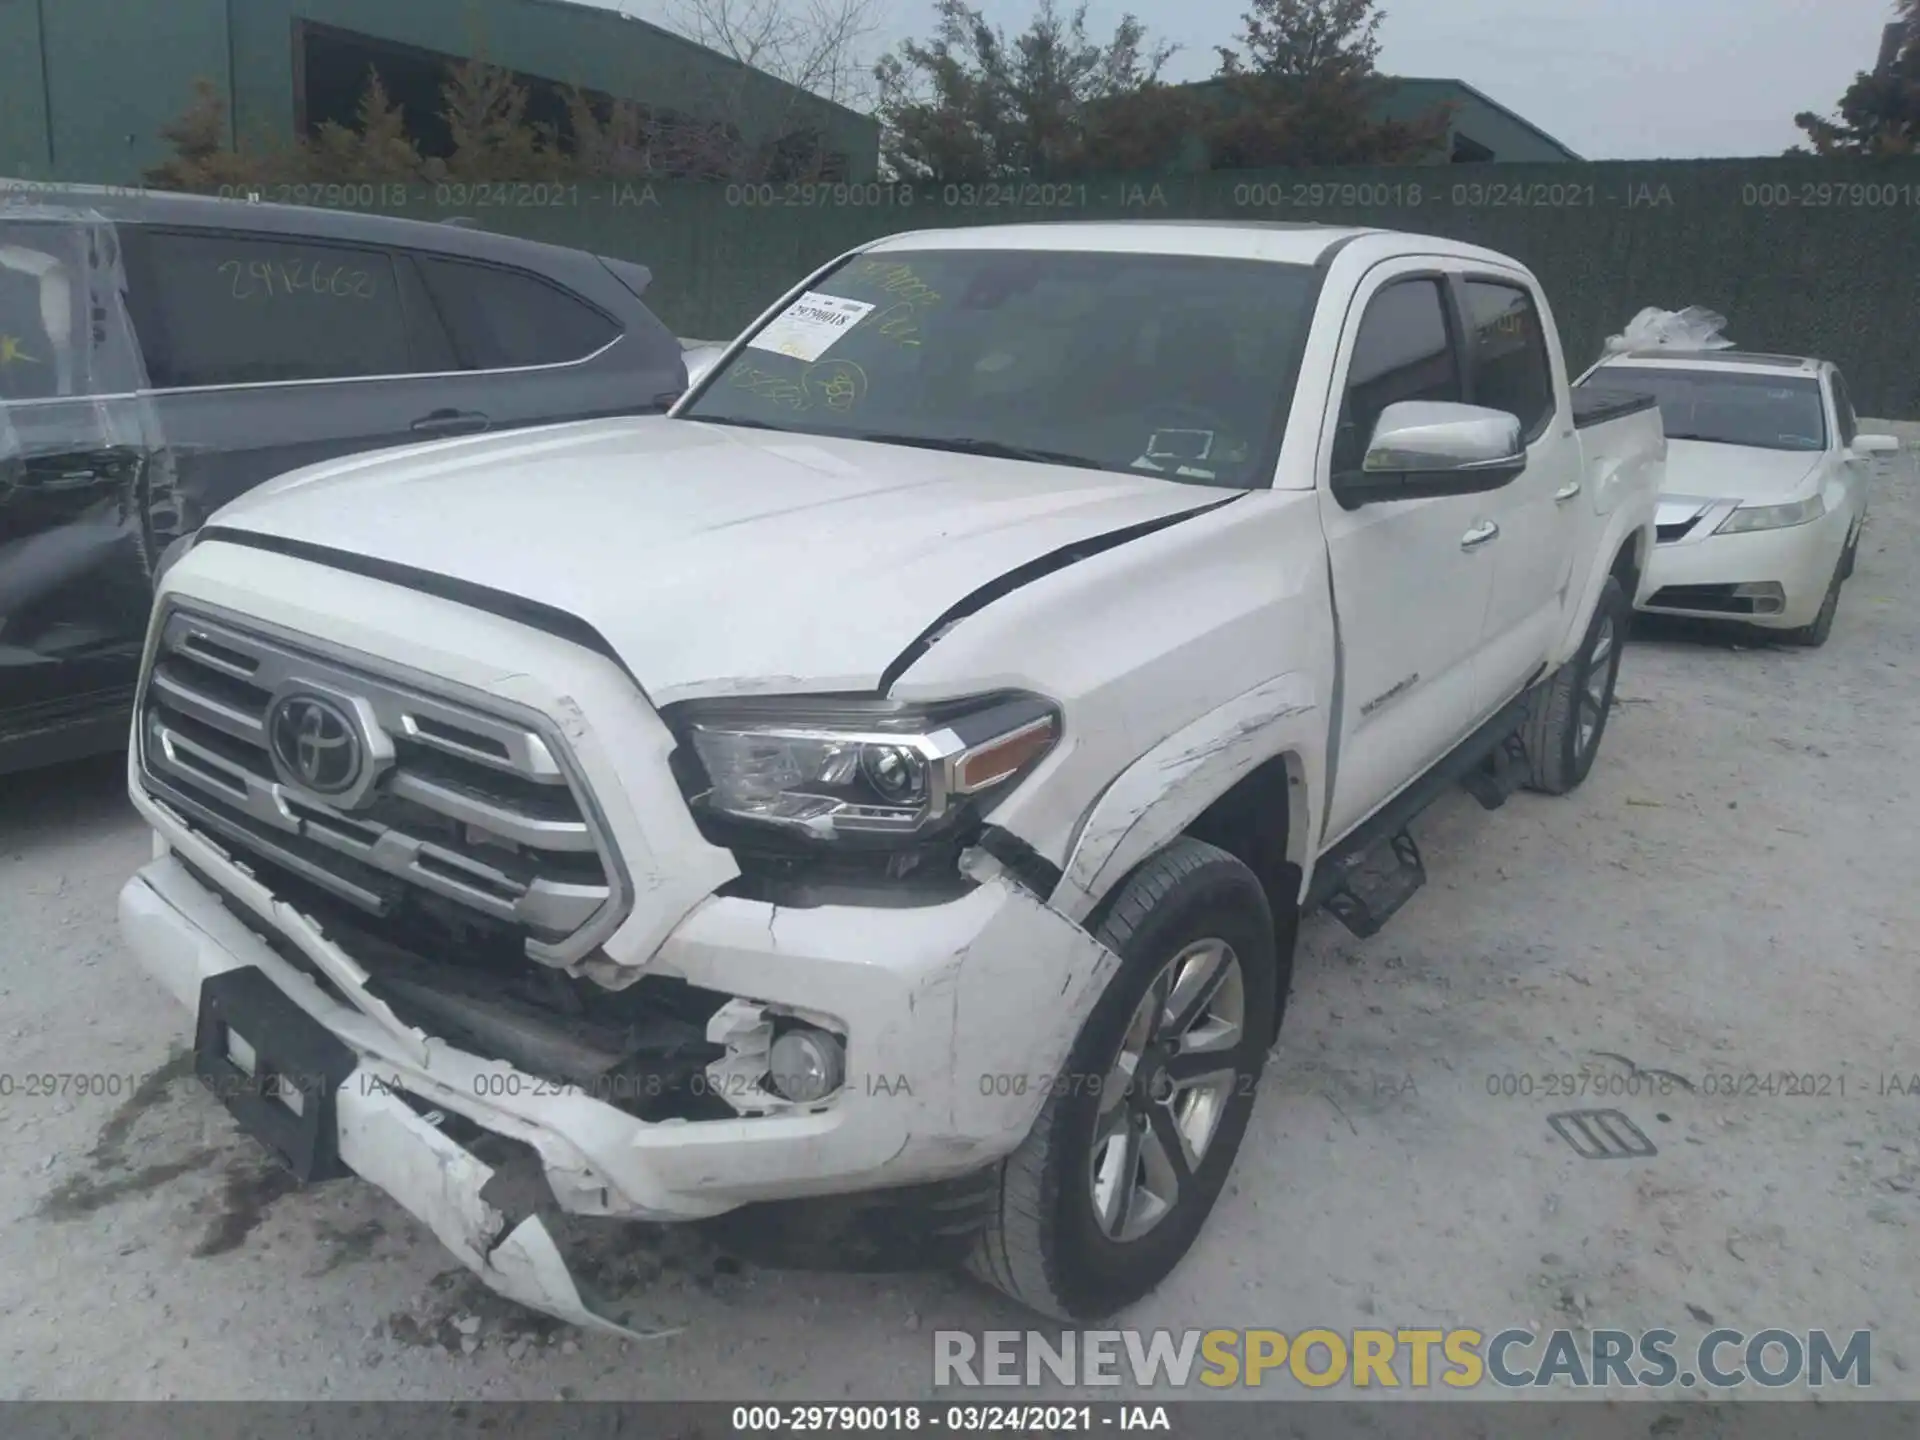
[1714,494,1826,535]
[667,691,1060,847]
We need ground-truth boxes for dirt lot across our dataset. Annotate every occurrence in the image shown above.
[2,432,1917,1402]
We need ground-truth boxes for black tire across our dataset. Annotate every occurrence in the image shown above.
[1839,523,1860,581]
[1522,575,1627,796]
[1782,558,1842,648]
[967,838,1282,1321]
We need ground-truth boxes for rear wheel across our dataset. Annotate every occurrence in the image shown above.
[1522,575,1627,796]
[967,838,1280,1321]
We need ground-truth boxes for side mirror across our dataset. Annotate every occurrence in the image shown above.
[1332,401,1527,509]
[1850,433,1900,456]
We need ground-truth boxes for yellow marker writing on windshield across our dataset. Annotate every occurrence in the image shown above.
[0,334,40,366]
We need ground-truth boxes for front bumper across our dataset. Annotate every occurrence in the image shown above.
[119,835,1118,1324]
[1638,506,1849,629]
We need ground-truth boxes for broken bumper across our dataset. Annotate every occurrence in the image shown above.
[118,846,1116,1319]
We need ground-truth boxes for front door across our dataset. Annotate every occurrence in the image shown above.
[0,214,161,757]
[1316,266,1496,846]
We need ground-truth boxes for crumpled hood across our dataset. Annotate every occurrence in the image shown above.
[207,417,1225,703]
[1660,440,1824,503]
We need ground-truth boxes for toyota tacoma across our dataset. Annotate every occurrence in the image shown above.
[117,221,1663,1326]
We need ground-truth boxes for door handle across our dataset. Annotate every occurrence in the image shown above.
[1554,479,1583,503]
[1460,520,1500,550]
[411,409,491,436]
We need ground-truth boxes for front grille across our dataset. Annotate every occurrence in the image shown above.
[137,605,626,964]
[1655,518,1699,544]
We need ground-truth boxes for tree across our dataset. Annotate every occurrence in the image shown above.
[873,0,1180,180]
[1791,2,1919,155]
[301,71,425,182]
[437,58,569,180]
[662,0,888,110]
[1215,0,1380,83]
[141,78,275,190]
[1205,0,1448,168]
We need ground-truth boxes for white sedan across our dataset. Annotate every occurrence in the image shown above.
[1577,350,1898,646]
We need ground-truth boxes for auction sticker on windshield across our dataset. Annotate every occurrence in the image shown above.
[748,292,877,362]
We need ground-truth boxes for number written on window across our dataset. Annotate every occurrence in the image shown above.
[216,257,379,301]
[125,230,411,388]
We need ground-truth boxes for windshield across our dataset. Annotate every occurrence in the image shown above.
[1588,366,1827,452]
[682,247,1320,487]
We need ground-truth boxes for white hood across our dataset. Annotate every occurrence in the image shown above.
[208,417,1226,703]
[1660,440,1823,503]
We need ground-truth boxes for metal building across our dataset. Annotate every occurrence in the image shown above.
[0,0,881,186]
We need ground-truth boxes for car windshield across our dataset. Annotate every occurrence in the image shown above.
[1587,366,1827,452]
[681,247,1320,487]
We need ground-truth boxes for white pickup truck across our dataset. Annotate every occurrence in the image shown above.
[118,221,1663,1328]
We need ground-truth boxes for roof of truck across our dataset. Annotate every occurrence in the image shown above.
[864,220,1531,269]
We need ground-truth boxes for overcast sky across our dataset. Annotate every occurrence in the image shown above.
[608,0,1904,159]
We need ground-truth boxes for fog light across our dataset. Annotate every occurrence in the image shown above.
[1731,581,1786,615]
[768,1028,845,1103]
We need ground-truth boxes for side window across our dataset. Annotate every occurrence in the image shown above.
[123,230,413,388]
[414,257,619,369]
[1461,279,1555,438]
[1334,278,1463,472]
[1829,371,1858,446]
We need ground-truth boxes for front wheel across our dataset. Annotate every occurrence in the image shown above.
[967,838,1281,1321]
[1522,574,1627,796]
[1782,557,1843,648]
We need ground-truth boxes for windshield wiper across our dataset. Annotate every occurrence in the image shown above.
[851,432,1113,472]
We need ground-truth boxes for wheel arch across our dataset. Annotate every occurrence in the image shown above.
[1051,676,1319,1046]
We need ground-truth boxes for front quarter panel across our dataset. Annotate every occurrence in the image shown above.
[885,488,1335,910]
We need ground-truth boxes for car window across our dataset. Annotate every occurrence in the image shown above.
[1828,371,1858,446]
[1589,367,1827,452]
[124,230,414,388]
[1462,279,1555,439]
[415,257,619,369]
[0,221,87,401]
[683,248,1320,488]
[1334,278,1463,472]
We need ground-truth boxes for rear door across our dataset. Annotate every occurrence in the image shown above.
[1455,272,1585,708]
[120,224,460,531]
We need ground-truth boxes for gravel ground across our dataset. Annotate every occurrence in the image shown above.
[2,431,1916,1402]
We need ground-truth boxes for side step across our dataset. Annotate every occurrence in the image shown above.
[1459,732,1530,811]
[1306,681,1541,940]
[1319,829,1425,939]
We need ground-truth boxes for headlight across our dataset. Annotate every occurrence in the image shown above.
[667,691,1060,848]
[153,530,199,584]
[1714,494,1826,535]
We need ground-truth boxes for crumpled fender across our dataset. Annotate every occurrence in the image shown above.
[1050,671,1324,925]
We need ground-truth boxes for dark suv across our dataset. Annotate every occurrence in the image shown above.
[0,186,687,775]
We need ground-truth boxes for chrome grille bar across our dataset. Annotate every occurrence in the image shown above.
[137,605,625,961]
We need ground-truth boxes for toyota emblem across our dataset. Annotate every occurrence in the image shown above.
[267,693,365,797]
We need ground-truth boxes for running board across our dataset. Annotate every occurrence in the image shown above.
[1306,686,1537,937]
